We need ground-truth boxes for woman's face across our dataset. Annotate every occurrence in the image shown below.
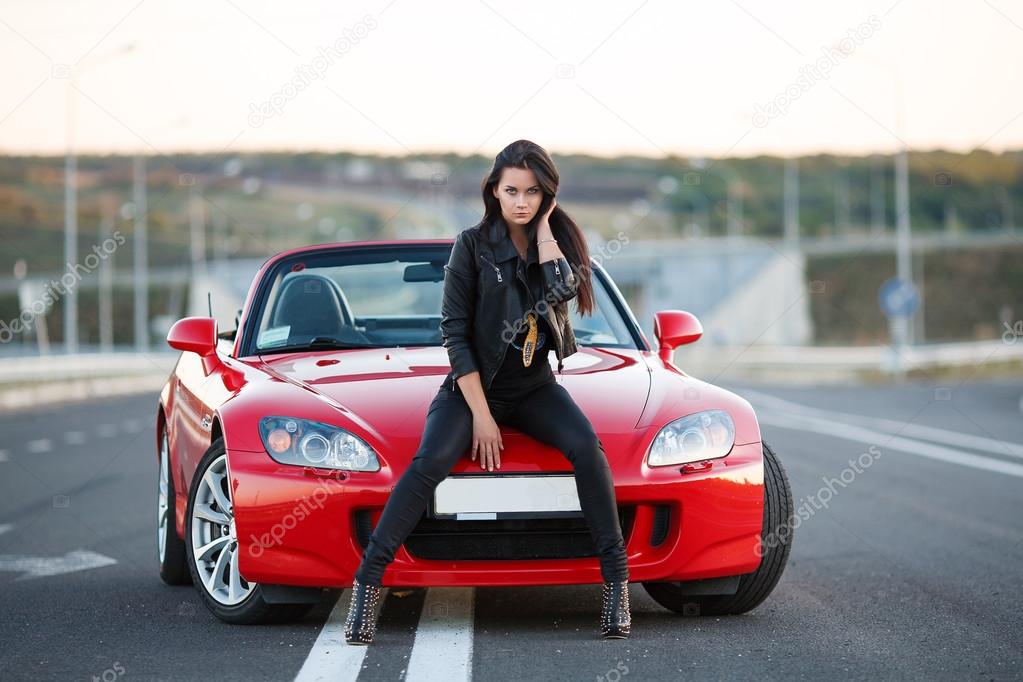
[492,166,544,227]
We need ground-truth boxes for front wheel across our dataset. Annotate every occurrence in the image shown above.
[158,425,190,585]
[643,440,794,616]
[185,438,315,624]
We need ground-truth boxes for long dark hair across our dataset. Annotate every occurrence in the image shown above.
[475,139,595,316]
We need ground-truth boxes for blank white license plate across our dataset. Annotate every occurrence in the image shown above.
[433,475,582,520]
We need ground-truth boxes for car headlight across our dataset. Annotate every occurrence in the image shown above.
[258,416,380,472]
[646,409,735,467]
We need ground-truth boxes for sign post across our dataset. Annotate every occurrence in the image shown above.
[879,276,919,379]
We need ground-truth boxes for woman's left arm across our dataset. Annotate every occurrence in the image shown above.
[536,198,579,305]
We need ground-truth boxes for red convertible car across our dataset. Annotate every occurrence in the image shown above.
[156,238,794,624]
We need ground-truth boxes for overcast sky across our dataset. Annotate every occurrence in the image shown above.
[1,0,1021,159]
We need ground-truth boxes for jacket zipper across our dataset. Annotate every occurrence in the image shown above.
[550,259,567,375]
[487,255,521,391]
[479,254,503,282]
[531,259,564,376]
[524,262,565,379]
[545,305,564,376]
[469,254,568,388]
[484,253,506,389]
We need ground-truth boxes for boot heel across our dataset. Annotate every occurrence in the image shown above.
[344,578,383,645]
[600,580,631,639]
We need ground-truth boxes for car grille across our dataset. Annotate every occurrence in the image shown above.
[354,506,636,561]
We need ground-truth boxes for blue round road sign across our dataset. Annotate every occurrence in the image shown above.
[879,277,919,318]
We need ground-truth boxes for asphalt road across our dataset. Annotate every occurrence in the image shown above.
[1,378,1021,681]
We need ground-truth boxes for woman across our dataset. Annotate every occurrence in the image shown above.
[344,139,631,644]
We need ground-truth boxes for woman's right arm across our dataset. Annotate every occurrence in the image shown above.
[440,230,503,469]
[457,372,504,471]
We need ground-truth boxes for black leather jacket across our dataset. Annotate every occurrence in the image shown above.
[441,217,579,391]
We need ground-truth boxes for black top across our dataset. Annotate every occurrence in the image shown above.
[486,306,554,399]
[443,249,556,398]
[486,251,555,400]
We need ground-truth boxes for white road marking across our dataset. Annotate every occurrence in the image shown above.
[0,449,8,462]
[121,419,142,433]
[26,439,52,453]
[293,588,389,682]
[96,424,117,438]
[759,411,1023,479]
[63,431,87,445]
[744,389,1023,460]
[406,587,475,682]
[0,550,117,581]
[0,523,13,536]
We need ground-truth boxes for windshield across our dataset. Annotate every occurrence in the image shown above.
[245,244,640,355]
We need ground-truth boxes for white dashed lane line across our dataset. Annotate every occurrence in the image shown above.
[63,431,87,445]
[744,388,1023,459]
[746,388,1023,479]
[95,424,118,438]
[2,417,151,461]
[406,587,475,682]
[295,586,476,682]
[759,411,1023,478]
[121,419,142,433]
[294,589,388,682]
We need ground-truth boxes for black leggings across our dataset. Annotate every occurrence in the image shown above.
[353,378,630,585]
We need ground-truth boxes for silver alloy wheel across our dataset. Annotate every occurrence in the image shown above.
[157,430,170,563]
[190,453,255,605]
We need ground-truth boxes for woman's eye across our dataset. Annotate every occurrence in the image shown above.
[529,188,538,193]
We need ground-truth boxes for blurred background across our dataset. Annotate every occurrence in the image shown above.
[1,0,1021,400]
[2,4,1023,680]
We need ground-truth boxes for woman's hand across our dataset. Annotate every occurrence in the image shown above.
[539,196,557,227]
[470,411,503,471]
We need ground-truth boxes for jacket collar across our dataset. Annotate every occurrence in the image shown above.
[486,216,539,266]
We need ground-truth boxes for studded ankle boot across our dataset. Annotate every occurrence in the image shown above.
[600,580,631,639]
[344,578,383,645]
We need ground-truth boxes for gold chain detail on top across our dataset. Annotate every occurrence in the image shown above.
[521,312,538,367]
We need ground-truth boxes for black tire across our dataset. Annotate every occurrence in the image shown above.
[158,424,191,586]
[643,440,794,616]
[185,438,316,625]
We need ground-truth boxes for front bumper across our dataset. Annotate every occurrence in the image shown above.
[229,441,764,588]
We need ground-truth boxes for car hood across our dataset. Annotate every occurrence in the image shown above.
[256,346,652,438]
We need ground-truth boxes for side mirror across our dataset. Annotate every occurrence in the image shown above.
[653,310,703,363]
[167,317,218,357]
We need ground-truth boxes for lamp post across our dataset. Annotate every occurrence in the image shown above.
[855,51,921,380]
[63,43,136,354]
[784,157,799,246]
[132,116,188,352]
